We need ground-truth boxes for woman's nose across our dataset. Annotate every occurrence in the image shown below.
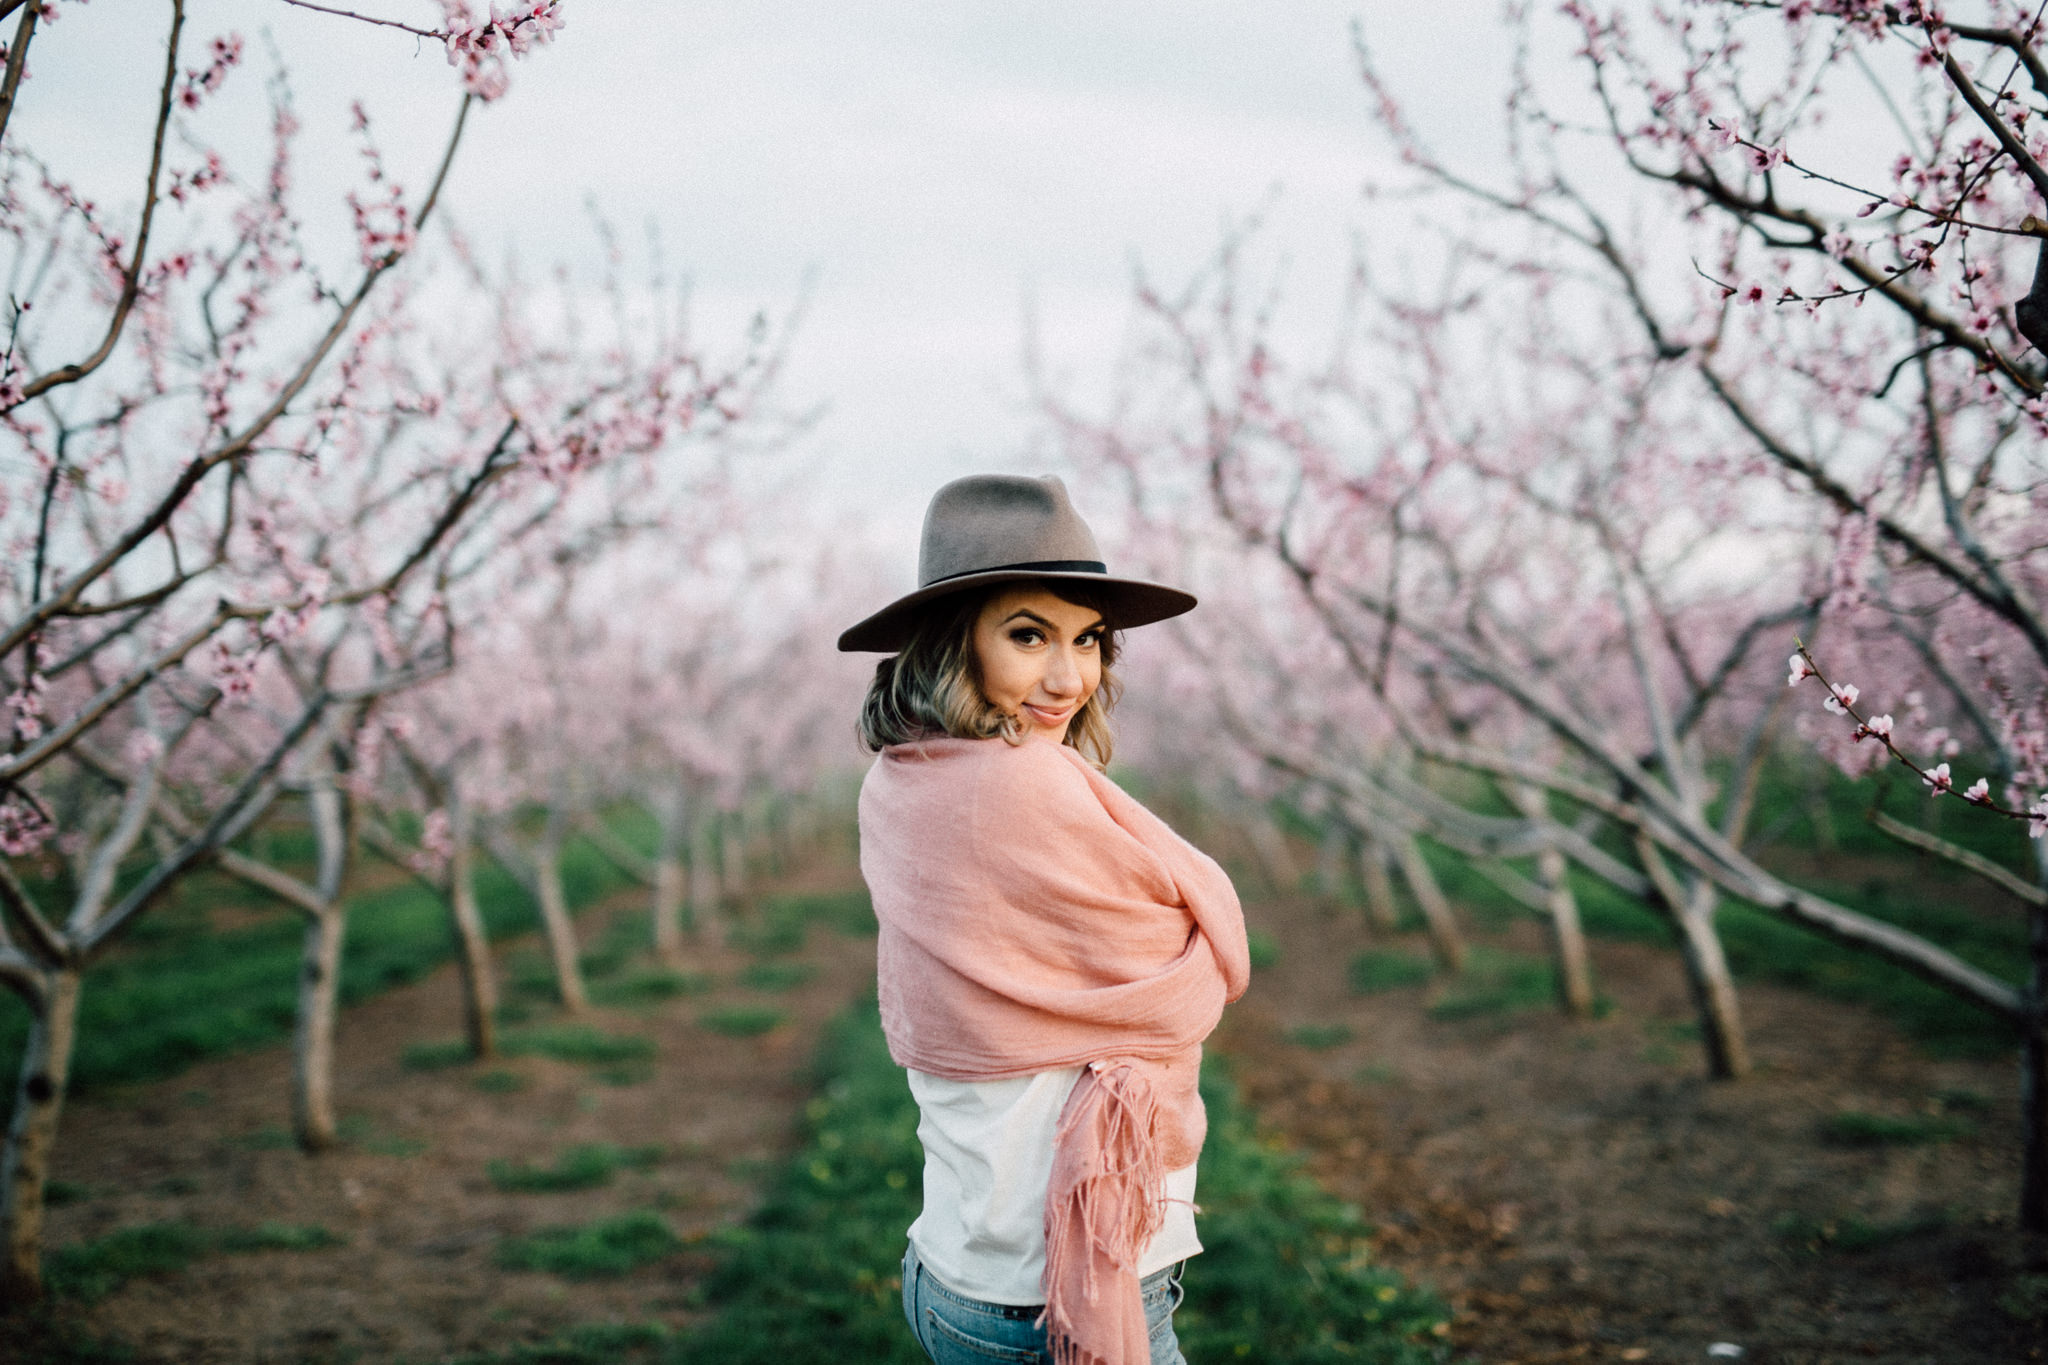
[1042,646,1082,697]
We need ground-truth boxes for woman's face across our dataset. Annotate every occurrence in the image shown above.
[970,586,1105,744]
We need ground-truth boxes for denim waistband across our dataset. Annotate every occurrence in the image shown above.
[904,1240,1181,1319]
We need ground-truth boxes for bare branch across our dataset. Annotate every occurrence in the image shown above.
[0,856,63,968]
[1870,810,2048,909]
[0,0,38,148]
[15,1,184,405]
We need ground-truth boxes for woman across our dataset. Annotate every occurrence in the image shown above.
[840,474,1250,1365]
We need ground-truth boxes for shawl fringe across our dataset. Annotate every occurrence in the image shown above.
[1040,1061,1165,1365]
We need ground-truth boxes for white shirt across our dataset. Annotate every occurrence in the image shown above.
[905,1066,1203,1305]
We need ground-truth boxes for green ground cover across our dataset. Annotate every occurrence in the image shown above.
[0,827,637,1110]
[1375,758,2034,1058]
[460,998,1451,1365]
[46,1220,341,1302]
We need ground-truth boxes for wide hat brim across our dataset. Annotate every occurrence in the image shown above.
[835,569,1196,653]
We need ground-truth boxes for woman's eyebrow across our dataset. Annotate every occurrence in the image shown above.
[999,609,1105,636]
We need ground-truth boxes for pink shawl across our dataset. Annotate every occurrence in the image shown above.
[861,736,1250,1365]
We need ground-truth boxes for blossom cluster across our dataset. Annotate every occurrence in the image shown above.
[436,1,565,101]
[1790,648,2048,838]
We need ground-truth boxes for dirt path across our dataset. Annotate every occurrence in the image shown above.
[11,864,877,1365]
[1219,893,2046,1365]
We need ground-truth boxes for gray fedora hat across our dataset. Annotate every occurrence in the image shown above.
[836,474,1197,653]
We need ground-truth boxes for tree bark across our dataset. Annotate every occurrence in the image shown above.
[2021,845,2048,1232]
[1246,816,1301,896]
[292,906,347,1151]
[1357,829,1401,932]
[689,809,723,949]
[650,788,687,968]
[719,807,747,901]
[1393,834,1467,972]
[0,967,79,1307]
[533,814,589,1014]
[446,800,498,1058]
[1316,819,1349,901]
[1538,841,1596,1018]
[292,778,350,1153]
[1510,785,1595,1018]
[1674,887,1752,1080]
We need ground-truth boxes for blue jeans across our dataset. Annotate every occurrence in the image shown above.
[901,1241,1188,1365]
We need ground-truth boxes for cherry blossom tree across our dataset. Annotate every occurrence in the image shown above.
[0,0,781,1299]
[1052,0,2048,1229]
[1359,0,2048,1229]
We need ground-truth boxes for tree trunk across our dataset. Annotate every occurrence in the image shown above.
[689,810,723,948]
[0,967,80,1307]
[533,819,589,1014]
[719,807,747,901]
[1245,816,1300,896]
[1393,834,1467,972]
[1357,830,1401,932]
[1509,784,1595,1018]
[2021,845,2047,1232]
[1631,829,1750,1080]
[1316,820,1348,902]
[1675,887,1752,1080]
[1537,840,1596,1019]
[650,788,687,968]
[767,799,791,876]
[293,778,350,1153]
[292,906,347,1151]
[446,801,498,1059]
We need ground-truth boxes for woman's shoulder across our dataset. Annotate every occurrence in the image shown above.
[877,734,1092,787]
[865,737,1110,850]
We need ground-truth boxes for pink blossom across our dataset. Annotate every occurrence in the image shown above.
[1787,652,1814,686]
[1855,713,1893,743]
[1962,777,1990,803]
[1924,762,1952,793]
[0,795,52,857]
[1822,682,1859,715]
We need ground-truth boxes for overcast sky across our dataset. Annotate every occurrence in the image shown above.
[21,0,1520,572]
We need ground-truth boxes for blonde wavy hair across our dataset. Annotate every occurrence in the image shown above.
[855,582,1123,769]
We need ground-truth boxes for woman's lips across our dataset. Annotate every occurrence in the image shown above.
[1023,702,1075,728]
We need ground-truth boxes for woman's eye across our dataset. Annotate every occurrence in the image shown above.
[1078,631,1102,648]
[1009,629,1044,646]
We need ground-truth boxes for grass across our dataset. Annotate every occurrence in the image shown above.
[433,1323,674,1365]
[729,890,877,959]
[1999,1273,2048,1324]
[1770,1208,1950,1253]
[1246,927,1280,970]
[1820,1109,1975,1148]
[0,820,637,1108]
[591,967,710,1007]
[1425,948,1559,1022]
[493,1209,683,1279]
[46,1220,340,1301]
[1349,949,1435,995]
[402,1038,474,1072]
[1284,1023,1354,1050]
[654,999,1450,1365]
[474,1068,529,1094]
[487,1142,665,1193]
[1407,763,2031,1059]
[503,1025,657,1065]
[699,1005,787,1038]
[741,962,816,992]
